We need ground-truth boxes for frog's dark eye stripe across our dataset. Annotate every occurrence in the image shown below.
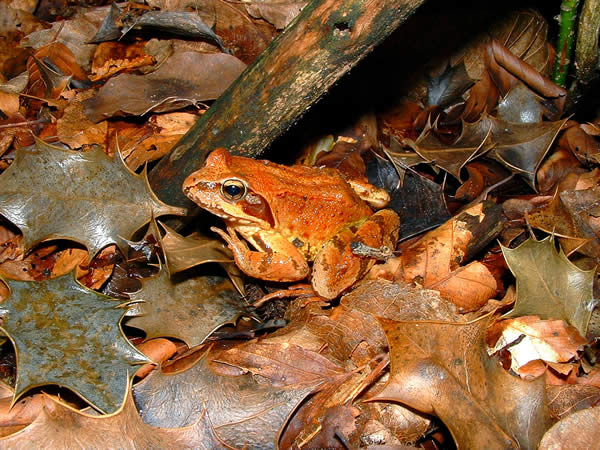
[221,179,247,201]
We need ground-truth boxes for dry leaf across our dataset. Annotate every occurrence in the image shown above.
[245,0,307,29]
[90,41,155,81]
[83,52,246,122]
[56,90,108,149]
[488,316,587,374]
[213,341,345,387]
[398,202,502,311]
[134,354,318,448]
[373,314,552,449]
[539,406,600,449]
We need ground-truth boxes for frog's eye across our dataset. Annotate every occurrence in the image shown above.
[221,179,247,201]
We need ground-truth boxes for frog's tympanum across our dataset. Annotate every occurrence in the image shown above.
[183,148,399,299]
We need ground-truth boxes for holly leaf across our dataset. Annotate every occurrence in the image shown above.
[404,117,492,179]
[0,141,184,258]
[501,237,597,336]
[0,392,229,449]
[0,272,150,414]
[133,354,317,449]
[125,269,245,348]
[483,115,568,188]
[372,315,552,449]
[497,82,546,124]
[405,114,567,186]
[159,223,245,295]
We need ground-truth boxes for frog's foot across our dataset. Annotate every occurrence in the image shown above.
[311,209,400,299]
[253,284,317,307]
[211,226,309,282]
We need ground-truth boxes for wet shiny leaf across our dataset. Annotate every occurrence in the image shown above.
[0,141,185,258]
[126,269,245,347]
[0,272,150,414]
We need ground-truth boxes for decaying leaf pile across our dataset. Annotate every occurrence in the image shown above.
[0,0,599,448]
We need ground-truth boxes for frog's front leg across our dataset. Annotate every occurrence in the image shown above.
[312,209,400,299]
[211,226,309,282]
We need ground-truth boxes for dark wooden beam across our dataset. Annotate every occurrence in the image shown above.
[148,0,426,207]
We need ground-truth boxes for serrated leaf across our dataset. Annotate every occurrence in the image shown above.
[0,392,228,449]
[159,222,245,295]
[126,269,244,347]
[501,237,597,336]
[404,117,493,180]
[483,115,567,188]
[0,141,185,258]
[160,222,232,274]
[134,354,317,449]
[373,315,552,449]
[404,114,566,185]
[0,272,150,414]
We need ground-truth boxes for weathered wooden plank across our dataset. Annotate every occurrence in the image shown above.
[148,0,425,207]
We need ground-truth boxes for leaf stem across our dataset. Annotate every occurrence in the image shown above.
[552,0,581,87]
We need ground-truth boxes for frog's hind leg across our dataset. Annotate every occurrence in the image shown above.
[311,209,400,299]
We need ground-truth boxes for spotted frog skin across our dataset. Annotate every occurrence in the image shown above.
[183,148,399,299]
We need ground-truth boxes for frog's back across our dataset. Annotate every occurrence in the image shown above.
[232,156,373,254]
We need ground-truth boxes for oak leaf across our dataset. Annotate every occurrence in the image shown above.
[539,405,600,449]
[501,237,597,336]
[373,315,552,449]
[0,141,184,258]
[0,272,150,414]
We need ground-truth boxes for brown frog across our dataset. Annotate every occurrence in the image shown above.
[183,148,399,299]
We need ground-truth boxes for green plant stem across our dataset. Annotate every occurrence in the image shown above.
[552,0,581,87]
